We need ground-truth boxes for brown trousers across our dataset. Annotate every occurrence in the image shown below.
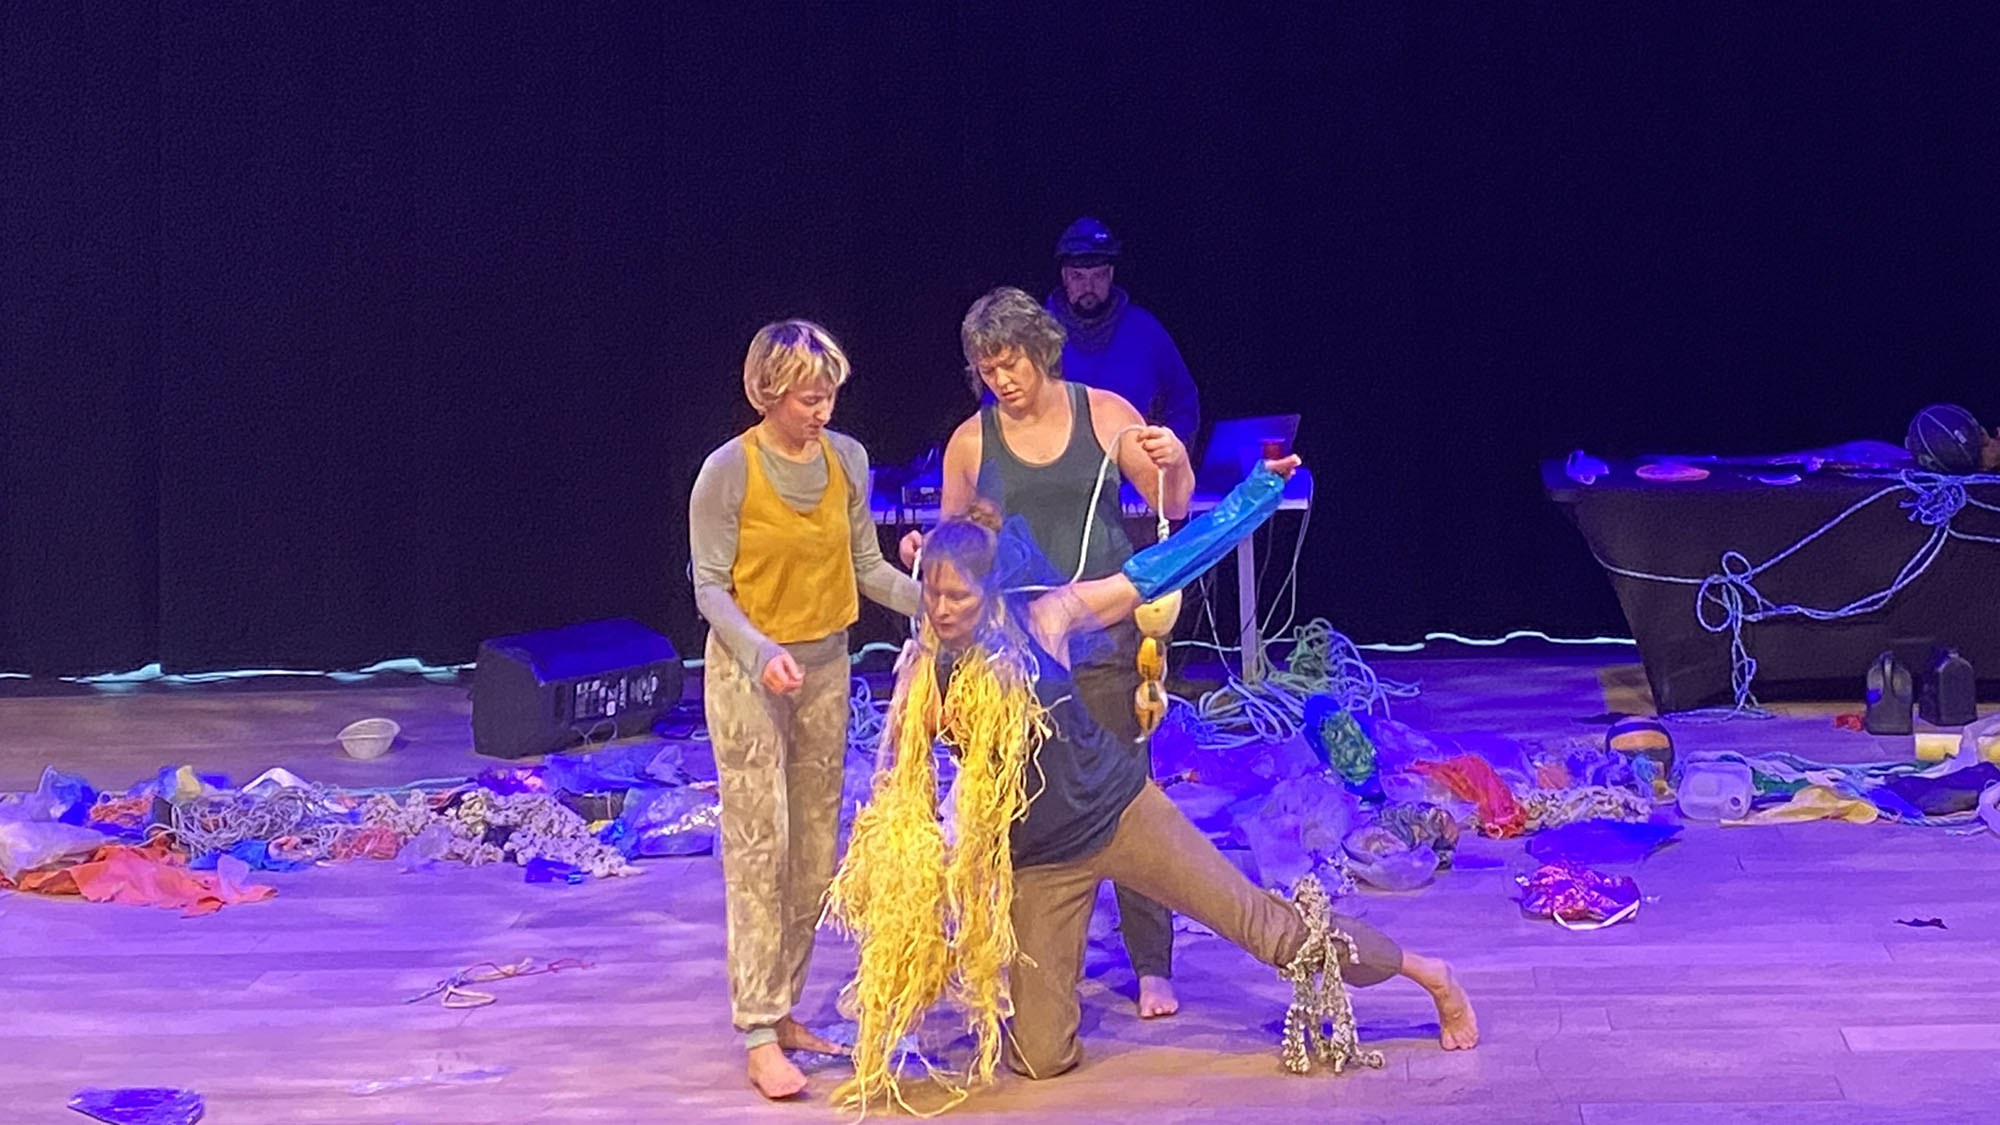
[1006,783,1403,1079]
[704,632,851,1033]
[1067,618,1175,979]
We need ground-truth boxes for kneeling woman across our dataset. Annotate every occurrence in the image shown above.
[828,457,1476,1111]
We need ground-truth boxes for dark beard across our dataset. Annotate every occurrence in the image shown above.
[1068,292,1107,317]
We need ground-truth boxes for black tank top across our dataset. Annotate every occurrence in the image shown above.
[932,611,1145,870]
[976,382,1133,581]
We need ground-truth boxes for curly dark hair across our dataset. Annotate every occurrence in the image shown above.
[959,286,1065,394]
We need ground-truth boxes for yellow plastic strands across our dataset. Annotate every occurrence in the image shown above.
[938,641,1043,1089]
[826,640,951,1113]
[825,631,1045,1115]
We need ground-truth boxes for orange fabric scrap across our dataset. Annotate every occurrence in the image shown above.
[89,794,156,829]
[2,842,275,916]
[1412,755,1528,838]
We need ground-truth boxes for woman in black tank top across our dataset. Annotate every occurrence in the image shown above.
[936,286,1200,1016]
[976,380,1133,581]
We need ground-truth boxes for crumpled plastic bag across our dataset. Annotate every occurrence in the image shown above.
[1238,773,1355,886]
[602,786,718,857]
[1444,731,1535,790]
[1376,769,1477,826]
[0,819,109,880]
[1341,825,1440,891]
[394,822,457,873]
[1367,718,1453,774]
[67,1087,204,1125]
[30,765,98,824]
[544,744,688,795]
[1249,736,1327,784]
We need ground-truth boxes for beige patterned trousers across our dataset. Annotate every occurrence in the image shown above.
[704,630,852,1033]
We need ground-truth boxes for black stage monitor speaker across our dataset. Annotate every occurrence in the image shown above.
[473,617,685,759]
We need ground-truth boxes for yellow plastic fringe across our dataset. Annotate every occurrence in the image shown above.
[825,626,1046,1115]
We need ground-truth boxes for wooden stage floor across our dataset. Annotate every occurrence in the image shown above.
[2,650,1995,1124]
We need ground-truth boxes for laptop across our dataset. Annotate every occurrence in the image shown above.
[1196,414,1301,492]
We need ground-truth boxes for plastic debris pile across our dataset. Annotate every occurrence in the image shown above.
[1144,689,1999,941]
[1147,694,1704,918]
[0,741,725,911]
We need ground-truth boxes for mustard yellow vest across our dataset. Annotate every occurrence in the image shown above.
[731,428,859,644]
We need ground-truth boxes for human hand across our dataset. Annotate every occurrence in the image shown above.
[898,529,923,569]
[761,651,805,694]
[1135,425,1187,470]
[1262,454,1302,479]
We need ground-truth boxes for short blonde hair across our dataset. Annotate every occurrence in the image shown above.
[743,319,851,413]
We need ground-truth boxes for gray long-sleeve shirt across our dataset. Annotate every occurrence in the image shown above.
[689,428,918,676]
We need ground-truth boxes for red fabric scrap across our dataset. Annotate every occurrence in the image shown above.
[330,824,403,861]
[1411,754,1527,837]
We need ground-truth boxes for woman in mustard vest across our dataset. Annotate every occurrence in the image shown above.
[688,320,918,1099]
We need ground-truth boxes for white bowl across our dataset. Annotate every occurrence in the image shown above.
[338,717,401,760]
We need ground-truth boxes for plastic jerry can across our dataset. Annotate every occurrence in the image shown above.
[1678,760,1754,820]
[1918,648,1977,727]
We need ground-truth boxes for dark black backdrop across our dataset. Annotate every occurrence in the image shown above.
[4,3,1996,675]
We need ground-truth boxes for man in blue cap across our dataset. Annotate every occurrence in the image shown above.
[1046,217,1201,443]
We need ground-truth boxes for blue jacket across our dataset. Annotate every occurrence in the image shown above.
[1045,288,1201,440]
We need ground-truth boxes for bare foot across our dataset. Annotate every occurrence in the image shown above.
[747,1042,808,1099]
[1403,955,1479,1050]
[775,1015,849,1056]
[1137,974,1180,1019]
